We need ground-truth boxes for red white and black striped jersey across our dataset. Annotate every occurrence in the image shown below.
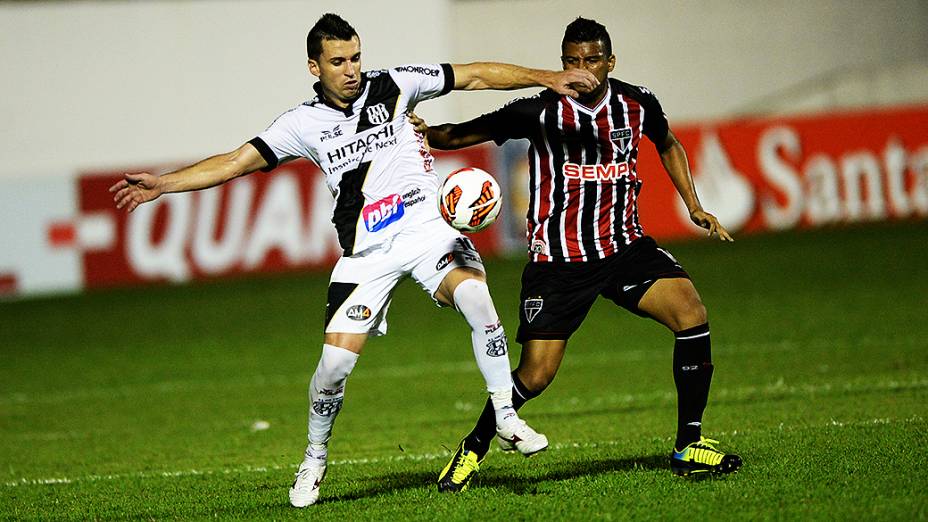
[475,78,670,262]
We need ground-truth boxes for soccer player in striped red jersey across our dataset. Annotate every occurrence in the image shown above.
[417,17,743,491]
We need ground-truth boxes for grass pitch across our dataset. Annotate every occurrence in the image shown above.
[2,221,927,520]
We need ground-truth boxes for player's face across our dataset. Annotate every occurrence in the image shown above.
[308,36,363,107]
[561,40,614,103]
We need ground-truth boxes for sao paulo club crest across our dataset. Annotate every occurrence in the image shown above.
[611,127,633,154]
[523,297,544,323]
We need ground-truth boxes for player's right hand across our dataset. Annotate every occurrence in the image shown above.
[689,209,734,242]
[109,172,163,213]
[547,69,598,99]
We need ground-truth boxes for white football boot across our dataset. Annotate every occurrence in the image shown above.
[495,412,548,456]
[496,434,517,452]
[289,458,327,508]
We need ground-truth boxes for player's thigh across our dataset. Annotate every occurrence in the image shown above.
[515,261,602,345]
[323,332,369,354]
[408,224,486,307]
[601,237,697,325]
[637,277,707,332]
[325,253,404,339]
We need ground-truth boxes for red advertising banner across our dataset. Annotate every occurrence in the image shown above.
[635,105,928,239]
[77,147,496,289]
[15,105,923,296]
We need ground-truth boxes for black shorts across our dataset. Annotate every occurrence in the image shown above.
[516,236,689,343]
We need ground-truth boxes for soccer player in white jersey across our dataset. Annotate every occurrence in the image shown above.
[109,13,597,508]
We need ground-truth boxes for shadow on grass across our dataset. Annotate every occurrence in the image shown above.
[480,453,669,494]
[318,453,668,505]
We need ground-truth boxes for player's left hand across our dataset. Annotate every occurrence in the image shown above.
[690,209,734,241]
[407,112,430,150]
[407,112,428,134]
[546,69,598,98]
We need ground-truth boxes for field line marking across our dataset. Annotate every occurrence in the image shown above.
[3,414,922,488]
[539,376,928,413]
[5,376,926,443]
[3,339,925,406]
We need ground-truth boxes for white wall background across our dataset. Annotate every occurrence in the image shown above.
[448,0,928,123]
[1,0,926,180]
[0,0,453,179]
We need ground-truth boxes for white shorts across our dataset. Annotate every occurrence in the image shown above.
[324,219,485,337]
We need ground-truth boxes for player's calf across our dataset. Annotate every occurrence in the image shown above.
[291,344,358,507]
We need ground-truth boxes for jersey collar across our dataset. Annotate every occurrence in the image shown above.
[312,75,369,116]
[565,80,612,115]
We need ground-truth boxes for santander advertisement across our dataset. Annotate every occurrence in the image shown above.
[0,106,925,298]
[635,105,928,239]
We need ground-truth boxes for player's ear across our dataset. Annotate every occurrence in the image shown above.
[308,59,321,78]
[607,54,616,73]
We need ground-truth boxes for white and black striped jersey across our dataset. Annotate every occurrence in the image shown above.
[249,64,454,256]
[474,78,670,263]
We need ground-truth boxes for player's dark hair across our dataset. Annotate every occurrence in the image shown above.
[562,17,612,56]
[307,13,358,60]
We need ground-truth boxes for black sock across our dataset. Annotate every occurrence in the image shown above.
[464,372,538,456]
[673,323,713,450]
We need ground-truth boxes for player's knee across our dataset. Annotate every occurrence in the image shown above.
[452,278,495,321]
[693,301,708,324]
[316,344,360,383]
[516,365,556,394]
[673,297,707,331]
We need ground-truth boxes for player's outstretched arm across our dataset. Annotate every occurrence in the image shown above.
[109,142,268,213]
[408,112,492,151]
[659,129,734,242]
[451,63,597,98]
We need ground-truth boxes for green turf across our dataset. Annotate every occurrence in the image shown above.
[2,221,927,520]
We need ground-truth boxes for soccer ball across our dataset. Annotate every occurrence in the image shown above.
[438,167,503,232]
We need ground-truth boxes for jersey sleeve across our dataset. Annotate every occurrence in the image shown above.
[638,87,670,150]
[390,63,454,104]
[249,107,308,172]
[470,95,540,145]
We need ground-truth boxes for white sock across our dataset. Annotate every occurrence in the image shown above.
[452,278,516,424]
[305,344,359,461]
[490,388,518,426]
